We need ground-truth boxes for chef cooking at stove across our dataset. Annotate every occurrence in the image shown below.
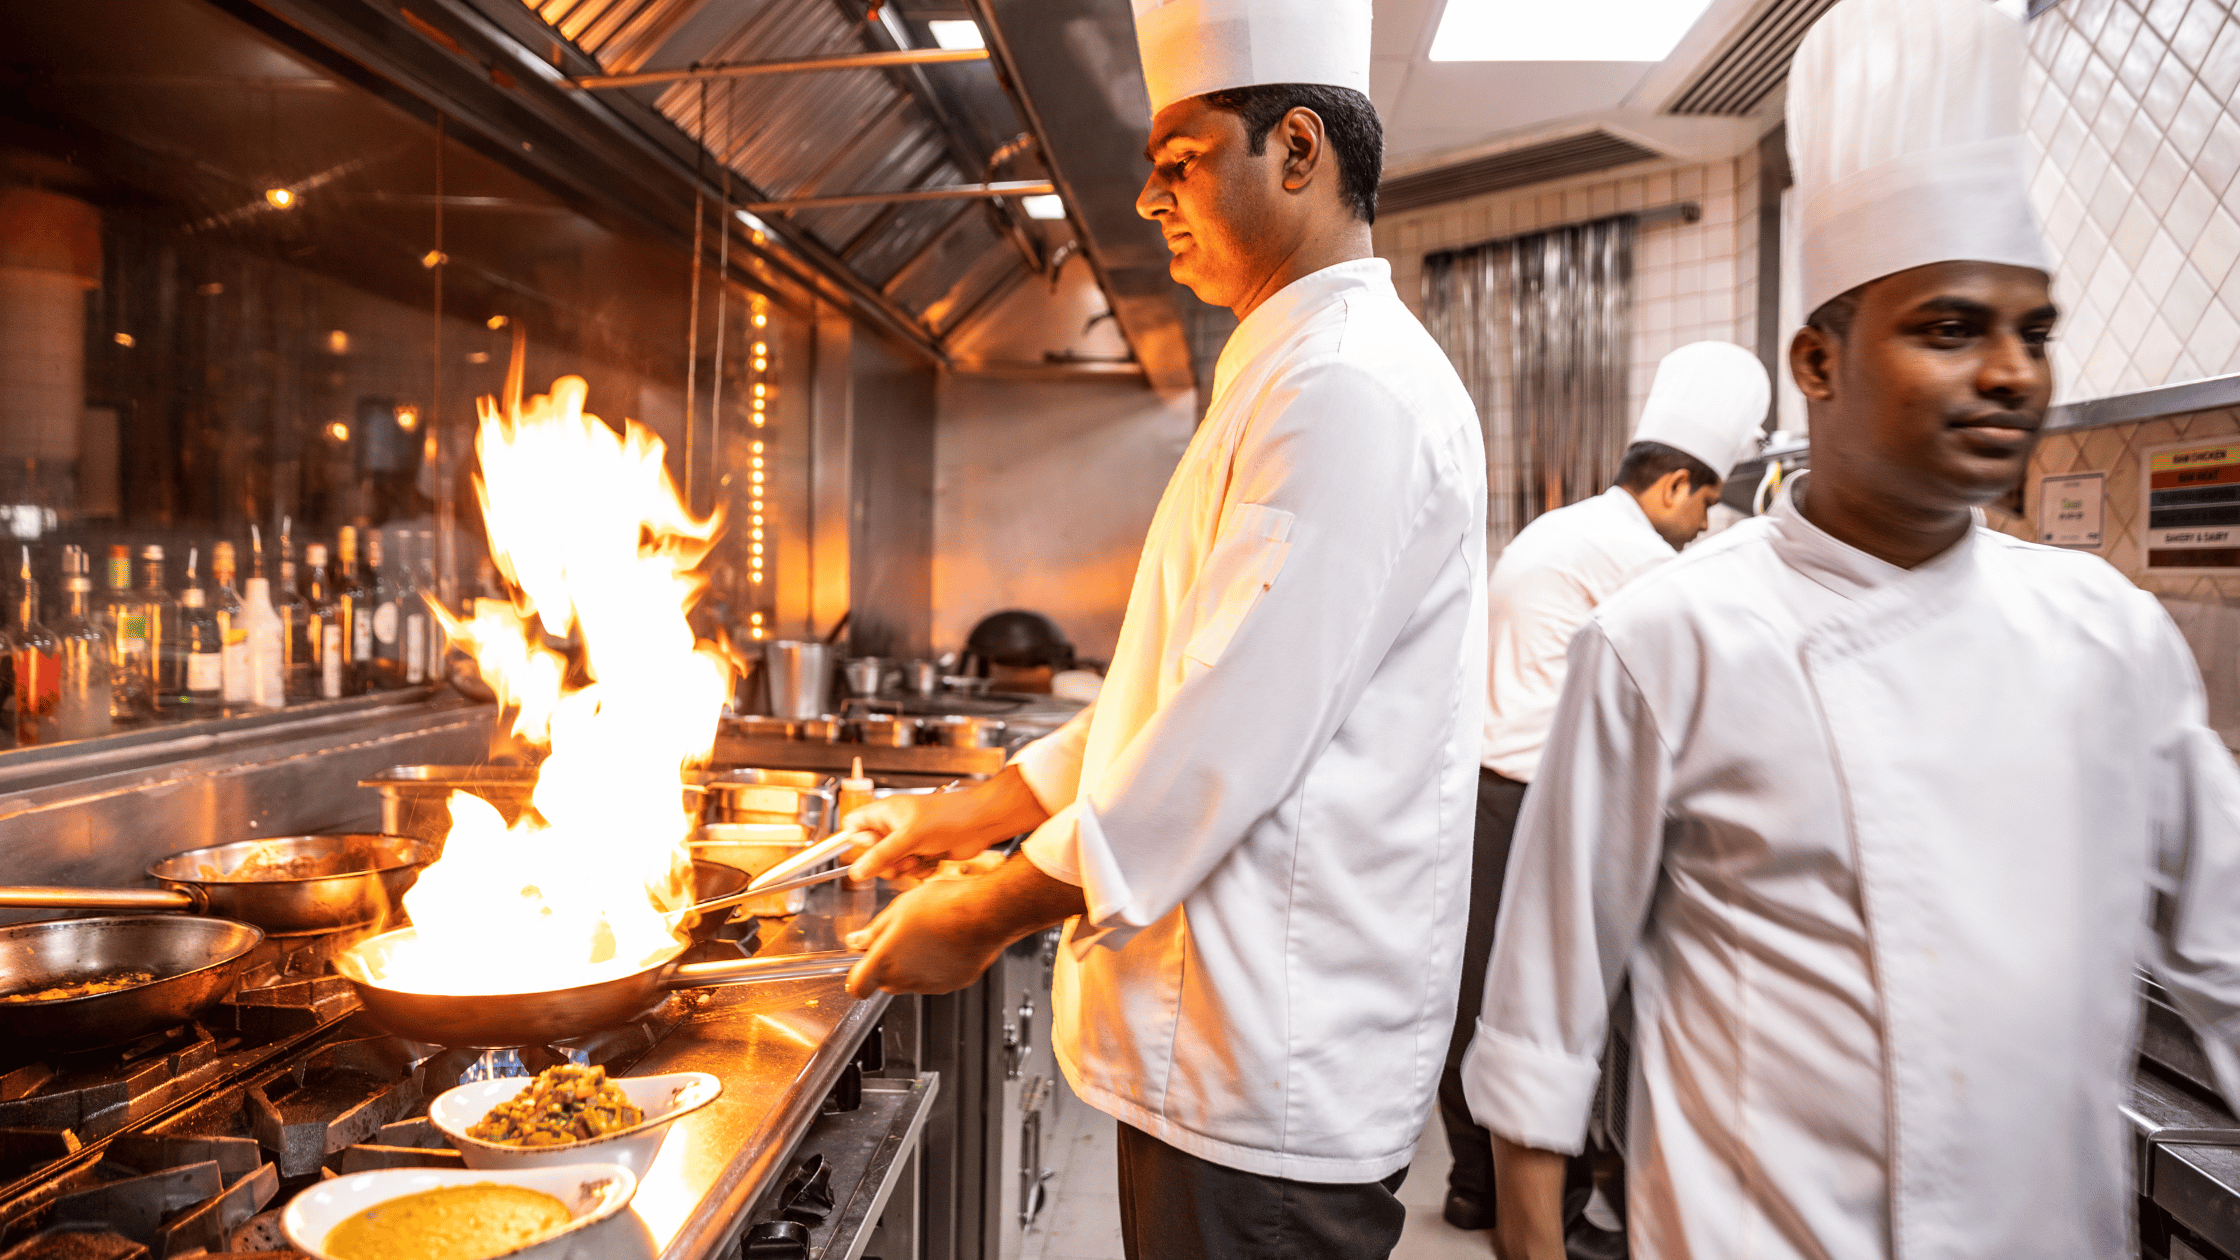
[1464,1,2240,1257]
[837,1,1487,1257]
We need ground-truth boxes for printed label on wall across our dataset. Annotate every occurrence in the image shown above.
[2039,471,2104,548]
[2144,440,2240,570]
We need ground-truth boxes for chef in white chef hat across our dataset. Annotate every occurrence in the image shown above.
[1454,3,2240,1260]
[844,0,1492,1258]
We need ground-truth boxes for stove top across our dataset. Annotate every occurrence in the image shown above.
[0,917,765,1260]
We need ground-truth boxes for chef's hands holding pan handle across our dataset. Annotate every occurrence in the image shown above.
[842,764,1051,885]
[844,853,1085,997]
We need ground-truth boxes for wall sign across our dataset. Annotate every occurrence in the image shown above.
[2143,439,2240,570]
[2039,471,2103,548]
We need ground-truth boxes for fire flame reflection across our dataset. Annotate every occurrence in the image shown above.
[370,362,731,996]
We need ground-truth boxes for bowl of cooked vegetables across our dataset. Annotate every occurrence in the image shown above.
[429,1064,723,1174]
[282,1162,636,1260]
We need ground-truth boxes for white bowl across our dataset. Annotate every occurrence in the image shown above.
[282,1162,636,1260]
[429,1071,723,1174]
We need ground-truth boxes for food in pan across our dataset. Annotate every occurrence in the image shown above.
[197,840,324,882]
[0,970,155,1003]
[322,1182,571,1260]
[465,1064,644,1147]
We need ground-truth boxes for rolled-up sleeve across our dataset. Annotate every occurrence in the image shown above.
[1463,620,1671,1153]
[1020,357,1478,952]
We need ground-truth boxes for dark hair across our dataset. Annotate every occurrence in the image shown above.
[1198,84,1384,224]
[1806,283,1867,341]
[1617,441,1720,494]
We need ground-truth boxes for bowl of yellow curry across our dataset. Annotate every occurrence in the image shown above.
[282,1163,636,1260]
[429,1065,723,1175]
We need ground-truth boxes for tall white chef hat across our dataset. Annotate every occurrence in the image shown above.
[1132,0,1372,118]
[1631,341,1772,481]
[1786,0,2053,317]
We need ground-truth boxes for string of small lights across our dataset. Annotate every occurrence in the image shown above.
[746,295,770,642]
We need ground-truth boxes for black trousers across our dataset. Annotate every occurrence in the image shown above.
[1116,1122,1409,1260]
[1437,768,1529,1202]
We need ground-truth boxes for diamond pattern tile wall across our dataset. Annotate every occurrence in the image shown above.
[2026,0,2240,403]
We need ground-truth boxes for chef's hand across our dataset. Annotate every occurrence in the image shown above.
[843,764,1051,883]
[844,851,1085,998]
[1491,1137,1569,1260]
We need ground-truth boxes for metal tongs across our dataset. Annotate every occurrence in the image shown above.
[675,831,864,924]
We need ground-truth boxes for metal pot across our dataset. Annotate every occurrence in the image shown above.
[0,915,265,1051]
[855,714,916,747]
[0,834,438,933]
[688,769,834,830]
[921,715,1008,748]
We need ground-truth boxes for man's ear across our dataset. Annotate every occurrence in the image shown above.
[1279,106,1326,193]
[1790,324,1839,403]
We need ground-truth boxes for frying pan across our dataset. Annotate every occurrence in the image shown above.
[0,834,438,933]
[0,915,265,1052]
[678,859,752,943]
[334,928,860,1047]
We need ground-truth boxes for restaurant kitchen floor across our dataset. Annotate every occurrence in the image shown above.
[1023,1074,1493,1260]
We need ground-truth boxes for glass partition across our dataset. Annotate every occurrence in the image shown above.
[0,0,811,753]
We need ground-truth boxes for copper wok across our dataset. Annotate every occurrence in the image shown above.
[0,915,265,1051]
[333,928,860,1048]
[0,834,437,933]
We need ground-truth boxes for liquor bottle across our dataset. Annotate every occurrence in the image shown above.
[136,546,177,710]
[14,548,58,745]
[337,526,371,696]
[407,529,434,685]
[210,541,249,705]
[53,547,114,740]
[277,519,315,699]
[100,544,151,721]
[175,547,224,708]
[0,623,14,750]
[368,531,406,690]
[304,543,344,700]
[242,526,285,709]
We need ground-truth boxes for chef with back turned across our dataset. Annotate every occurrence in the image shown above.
[1464,1,2240,1257]
[835,1,1487,1257]
[1437,340,1769,1235]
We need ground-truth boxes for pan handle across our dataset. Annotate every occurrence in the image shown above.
[0,886,201,911]
[663,949,863,990]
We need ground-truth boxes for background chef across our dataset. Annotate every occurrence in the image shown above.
[1437,339,1769,1236]
[1465,1,2240,1257]
[836,1,1489,1257]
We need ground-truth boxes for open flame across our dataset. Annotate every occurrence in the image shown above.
[369,351,732,995]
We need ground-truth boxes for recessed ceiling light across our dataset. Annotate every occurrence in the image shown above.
[1019,194,1065,220]
[1429,0,1717,62]
[927,19,984,50]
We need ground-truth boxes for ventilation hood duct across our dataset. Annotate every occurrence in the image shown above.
[965,0,1218,394]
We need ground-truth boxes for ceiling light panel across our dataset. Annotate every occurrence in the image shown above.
[927,20,986,50]
[1019,194,1066,220]
[1430,0,1717,62]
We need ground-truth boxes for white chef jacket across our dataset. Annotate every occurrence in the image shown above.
[1013,258,1487,1183]
[1483,486,1672,781]
[1464,481,2240,1259]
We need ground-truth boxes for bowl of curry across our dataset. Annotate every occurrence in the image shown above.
[429,1065,724,1175]
[281,1162,636,1260]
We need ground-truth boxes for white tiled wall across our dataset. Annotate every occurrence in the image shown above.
[2024,0,2240,401]
[1373,150,1764,425]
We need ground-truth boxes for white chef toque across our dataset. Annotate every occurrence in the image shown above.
[1631,341,1772,482]
[1786,0,2053,317]
[1132,0,1372,117]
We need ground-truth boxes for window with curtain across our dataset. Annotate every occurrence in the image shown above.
[1424,215,1636,553]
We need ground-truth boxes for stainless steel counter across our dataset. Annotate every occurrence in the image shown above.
[566,886,929,1260]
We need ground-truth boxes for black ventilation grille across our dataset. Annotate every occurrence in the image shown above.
[1666,0,1842,117]
[1378,131,1662,215]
